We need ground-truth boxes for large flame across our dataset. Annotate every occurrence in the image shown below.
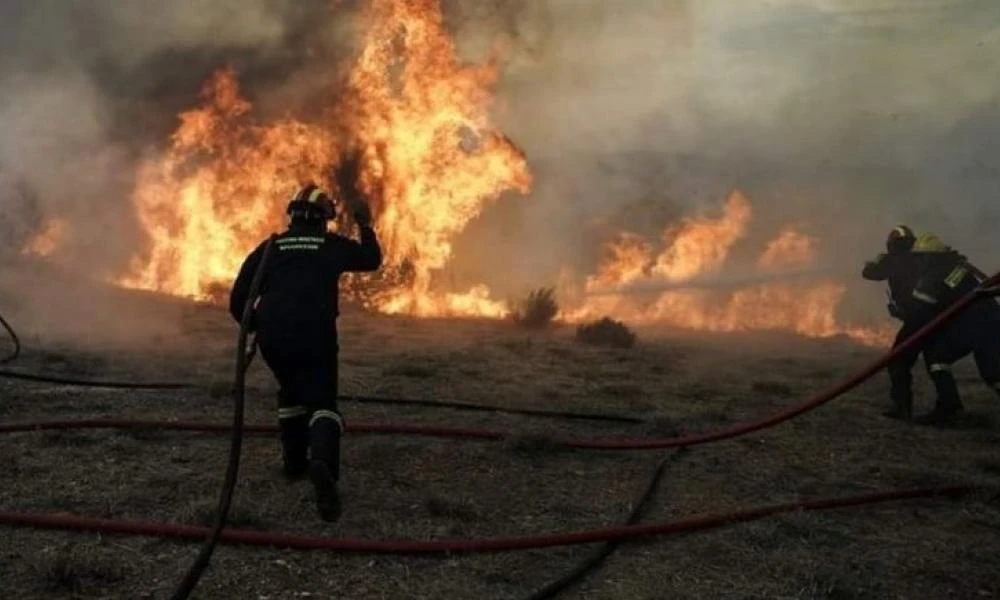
[563,190,894,346]
[120,0,531,313]
[344,0,531,316]
[653,189,751,281]
[119,68,337,300]
[103,0,891,345]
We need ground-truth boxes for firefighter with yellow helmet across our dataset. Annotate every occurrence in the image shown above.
[863,225,1000,425]
[229,154,382,521]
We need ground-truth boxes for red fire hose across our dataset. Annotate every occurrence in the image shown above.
[0,485,974,554]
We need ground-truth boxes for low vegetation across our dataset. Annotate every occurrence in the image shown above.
[512,287,559,330]
[575,317,637,349]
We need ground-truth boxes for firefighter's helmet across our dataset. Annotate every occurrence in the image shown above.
[287,184,335,221]
[886,224,916,255]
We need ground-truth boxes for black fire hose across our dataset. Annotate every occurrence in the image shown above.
[0,302,640,424]
[0,310,20,365]
[521,449,687,600]
[339,395,644,424]
[0,368,193,389]
[167,235,275,600]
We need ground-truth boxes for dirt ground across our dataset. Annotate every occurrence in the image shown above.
[1,276,999,600]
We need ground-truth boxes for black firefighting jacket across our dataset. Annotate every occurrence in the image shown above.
[862,233,998,328]
[228,220,382,342]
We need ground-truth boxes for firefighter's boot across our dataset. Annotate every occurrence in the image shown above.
[884,370,913,421]
[308,410,343,522]
[916,369,963,426]
[883,390,913,421]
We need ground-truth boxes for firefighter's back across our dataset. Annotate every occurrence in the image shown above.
[255,226,342,343]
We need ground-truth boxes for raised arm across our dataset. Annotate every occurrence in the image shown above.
[330,226,382,273]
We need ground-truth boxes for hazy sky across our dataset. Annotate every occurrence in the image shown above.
[503,0,1000,170]
[688,0,1000,165]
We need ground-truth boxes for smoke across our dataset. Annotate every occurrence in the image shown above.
[0,70,137,273]
[0,0,338,347]
[584,267,846,297]
[0,0,317,264]
[447,0,1000,309]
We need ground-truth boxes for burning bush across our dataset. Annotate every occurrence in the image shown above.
[575,317,636,349]
[512,287,559,329]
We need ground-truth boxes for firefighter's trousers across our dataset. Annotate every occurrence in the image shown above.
[258,334,343,479]
[888,318,1000,414]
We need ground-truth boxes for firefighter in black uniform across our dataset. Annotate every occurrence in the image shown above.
[863,226,1000,425]
[229,158,382,521]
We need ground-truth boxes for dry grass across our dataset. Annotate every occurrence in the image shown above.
[34,546,129,596]
[1,285,1000,599]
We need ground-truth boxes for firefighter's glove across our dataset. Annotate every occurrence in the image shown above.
[354,202,373,229]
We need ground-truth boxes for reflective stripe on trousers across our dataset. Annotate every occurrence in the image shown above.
[311,409,344,432]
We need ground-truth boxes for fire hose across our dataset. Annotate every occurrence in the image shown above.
[166,234,275,600]
[0,273,997,598]
[0,310,20,365]
[3,281,998,435]
[0,367,641,424]
[4,275,999,451]
[523,449,686,600]
[0,485,976,554]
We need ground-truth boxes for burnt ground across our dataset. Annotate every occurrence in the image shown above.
[1,280,999,599]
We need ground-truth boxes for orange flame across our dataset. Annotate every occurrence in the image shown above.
[120,0,531,314]
[564,191,894,346]
[345,0,531,316]
[653,189,751,281]
[22,219,69,258]
[119,68,337,300]
[111,1,891,346]
[757,228,816,270]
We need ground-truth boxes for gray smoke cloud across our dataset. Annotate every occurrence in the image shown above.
[0,0,368,264]
[0,0,339,348]
[450,0,1000,319]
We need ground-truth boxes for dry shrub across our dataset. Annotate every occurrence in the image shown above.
[512,287,559,329]
[575,317,636,349]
